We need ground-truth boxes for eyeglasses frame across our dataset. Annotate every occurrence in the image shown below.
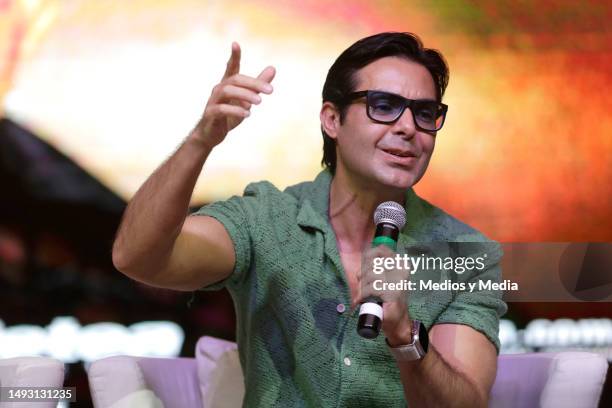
[342,90,448,132]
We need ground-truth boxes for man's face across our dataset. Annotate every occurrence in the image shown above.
[334,56,438,190]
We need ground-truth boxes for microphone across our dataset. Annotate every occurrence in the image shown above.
[357,201,406,339]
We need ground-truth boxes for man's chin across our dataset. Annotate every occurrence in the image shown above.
[375,169,419,191]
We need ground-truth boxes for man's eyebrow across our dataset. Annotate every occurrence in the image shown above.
[371,88,402,95]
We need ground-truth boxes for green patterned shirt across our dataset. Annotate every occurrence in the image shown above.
[193,169,507,407]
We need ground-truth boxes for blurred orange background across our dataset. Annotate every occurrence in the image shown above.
[1,0,611,243]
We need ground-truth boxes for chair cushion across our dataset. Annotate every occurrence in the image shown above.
[196,336,244,408]
[491,352,608,408]
[88,355,201,408]
[88,356,149,408]
[540,352,608,407]
[0,357,65,408]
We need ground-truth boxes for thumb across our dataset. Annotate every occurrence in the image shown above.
[257,65,276,86]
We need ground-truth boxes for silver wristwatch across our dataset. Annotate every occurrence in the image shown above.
[386,319,429,361]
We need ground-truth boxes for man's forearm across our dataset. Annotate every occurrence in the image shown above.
[112,129,212,276]
[397,345,486,407]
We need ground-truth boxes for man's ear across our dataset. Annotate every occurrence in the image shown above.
[320,101,341,140]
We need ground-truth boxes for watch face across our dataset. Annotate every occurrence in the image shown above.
[418,322,429,352]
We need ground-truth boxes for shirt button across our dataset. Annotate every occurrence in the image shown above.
[344,357,351,366]
[336,303,346,313]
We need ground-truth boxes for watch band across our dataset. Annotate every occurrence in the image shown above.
[386,319,428,361]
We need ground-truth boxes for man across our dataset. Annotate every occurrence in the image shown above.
[113,32,506,407]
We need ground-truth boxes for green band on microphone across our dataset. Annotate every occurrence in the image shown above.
[372,236,397,250]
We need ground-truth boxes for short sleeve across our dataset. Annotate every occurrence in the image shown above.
[190,193,257,291]
[433,242,508,354]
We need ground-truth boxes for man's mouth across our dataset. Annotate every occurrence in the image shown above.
[381,148,417,158]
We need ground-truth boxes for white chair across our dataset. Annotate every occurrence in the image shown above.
[0,357,65,408]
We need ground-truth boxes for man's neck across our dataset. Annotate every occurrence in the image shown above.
[329,167,406,253]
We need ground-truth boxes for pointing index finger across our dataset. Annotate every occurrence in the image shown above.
[223,42,241,79]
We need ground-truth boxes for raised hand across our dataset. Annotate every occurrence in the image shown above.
[195,42,276,148]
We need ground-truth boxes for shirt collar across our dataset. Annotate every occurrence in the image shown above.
[295,169,332,232]
[294,169,427,240]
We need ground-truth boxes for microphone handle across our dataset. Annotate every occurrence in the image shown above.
[372,223,399,251]
[357,222,399,339]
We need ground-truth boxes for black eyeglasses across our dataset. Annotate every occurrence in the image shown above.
[343,90,448,132]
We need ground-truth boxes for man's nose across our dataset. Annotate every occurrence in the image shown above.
[391,107,417,139]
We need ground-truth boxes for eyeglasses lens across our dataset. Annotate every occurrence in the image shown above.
[367,92,444,131]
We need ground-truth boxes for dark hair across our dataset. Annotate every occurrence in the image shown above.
[321,32,449,173]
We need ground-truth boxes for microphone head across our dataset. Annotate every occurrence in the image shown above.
[374,201,406,230]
